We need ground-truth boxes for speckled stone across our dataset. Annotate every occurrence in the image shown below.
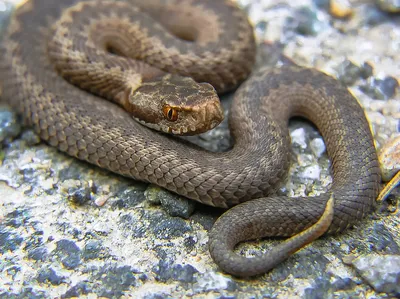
[336,59,363,85]
[67,186,92,205]
[54,239,82,270]
[0,105,20,145]
[153,261,198,283]
[361,76,399,100]
[20,130,41,146]
[145,185,196,219]
[37,268,65,285]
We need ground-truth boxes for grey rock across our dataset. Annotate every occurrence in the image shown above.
[376,76,399,98]
[291,127,307,149]
[0,287,47,299]
[91,265,138,298]
[286,6,329,36]
[300,164,321,180]
[0,106,20,145]
[159,194,196,219]
[361,5,388,25]
[54,239,81,270]
[153,260,198,283]
[360,62,374,79]
[361,76,399,100]
[4,209,28,228]
[368,223,400,254]
[0,2,13,45]
[111,184,147,209]
[255,20,268,34]
[20,130,41,146]
[148,211,192,239]
[118,212,147,238]
[67,186,92,205]
[336,60,362,86]
[377,0,400,12]
[62,265,138,298]
[37,268,65,285]
[352,255,400,295]
[310,137,326,158]
[146,185,196,219]
[27,247,48,262]
[82,240,104,260]
[4,265,20,280]
[62,282,90,298]
[0,229,23,253]
[313,0,330,10]
[145,185,163,205]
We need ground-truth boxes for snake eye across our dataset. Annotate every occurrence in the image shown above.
[163,106,178,122]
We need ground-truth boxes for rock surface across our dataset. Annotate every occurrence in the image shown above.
[0,0,399,298]
[352,255,400,296]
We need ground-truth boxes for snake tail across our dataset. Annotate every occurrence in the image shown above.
[209,196,335,277]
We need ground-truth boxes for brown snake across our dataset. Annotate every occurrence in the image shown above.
[0,0,381,277]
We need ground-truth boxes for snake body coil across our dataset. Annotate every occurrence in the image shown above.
[0,0,381,277]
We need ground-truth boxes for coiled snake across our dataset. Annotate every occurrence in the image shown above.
[0,0,381,277]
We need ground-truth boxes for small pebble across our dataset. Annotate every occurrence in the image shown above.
[67,187,92,205]
[54,239,81,270]
[291,128,307,149]
[379,135,400,181]
[298,154,314,166]
[330,0,354,18]
[301,165,321,180]
[376,0,400,13]
[154,261,198,283]
[310,138,326,158]
[145,185,163,205]
[313,0,353,18]
[0,105,21,144]
[145,185,196,219]
[286,6,328,36]
[313,0,330,10]
[37,268,65,286]
[361,6,388,26]
[360,62,374,79]
[376,77,399,99]
[361,76,399,100]
[255,20,268,35]
[82,240,103,261]
[20,130,41,146]
[336,60,362,86]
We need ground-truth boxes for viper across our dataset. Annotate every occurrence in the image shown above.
[0,0,381,277]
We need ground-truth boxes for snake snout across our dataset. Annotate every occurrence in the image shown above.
[173,97,223,136]
[204,97,224,130]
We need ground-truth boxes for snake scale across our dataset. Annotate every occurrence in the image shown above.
[0,0,381,277]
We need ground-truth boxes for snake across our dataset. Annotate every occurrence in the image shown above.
[0,0,381,277]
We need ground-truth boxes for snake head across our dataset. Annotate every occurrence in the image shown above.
[125,74,224,135]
